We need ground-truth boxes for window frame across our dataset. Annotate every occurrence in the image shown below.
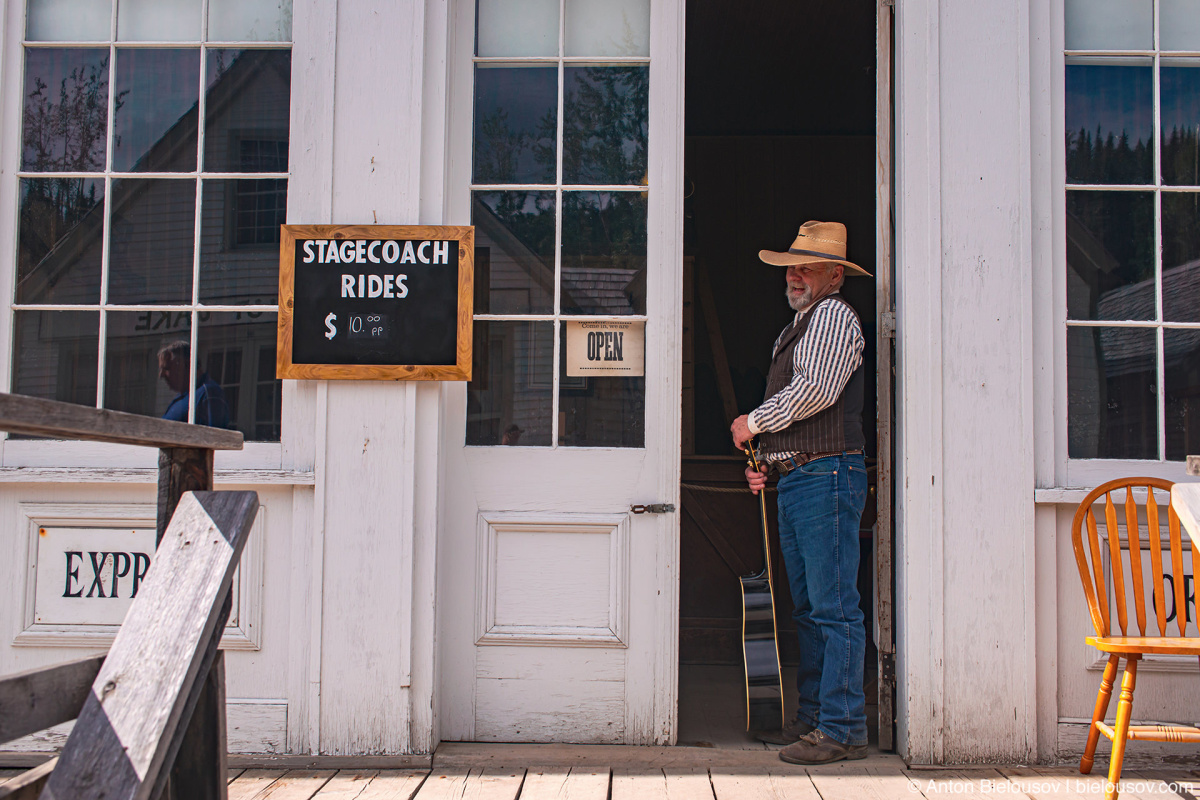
[0,0,294,470]
[1054,0,1200,486]
[457,0,653,450]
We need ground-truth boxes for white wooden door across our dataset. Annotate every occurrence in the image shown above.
[438,0,684,745]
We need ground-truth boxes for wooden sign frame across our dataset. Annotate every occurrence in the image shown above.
[277,224,474,380]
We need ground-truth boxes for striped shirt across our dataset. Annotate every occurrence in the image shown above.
[746,298,865,462]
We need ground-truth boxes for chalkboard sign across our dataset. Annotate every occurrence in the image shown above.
[277,225,473,380]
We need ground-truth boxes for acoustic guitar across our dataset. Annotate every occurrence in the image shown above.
[741,442,786,731]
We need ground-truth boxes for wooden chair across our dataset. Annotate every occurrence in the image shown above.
[1071,477,1200,800]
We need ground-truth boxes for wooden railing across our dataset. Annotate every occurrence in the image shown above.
[0,393,252,800]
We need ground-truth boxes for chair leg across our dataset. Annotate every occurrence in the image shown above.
[1081,654,1120,774]
[1105,657,1138,800]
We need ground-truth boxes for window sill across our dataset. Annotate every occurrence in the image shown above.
[2,439,287,471]
[0,466,314,485]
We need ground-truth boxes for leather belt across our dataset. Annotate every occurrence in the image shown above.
[770,449,863,477]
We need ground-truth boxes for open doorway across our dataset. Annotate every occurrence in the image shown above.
[677,0,885,749]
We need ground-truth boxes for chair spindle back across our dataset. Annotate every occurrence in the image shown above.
[1071,477,1197,640]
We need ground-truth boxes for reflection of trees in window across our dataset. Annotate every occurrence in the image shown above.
[17,178,103,303]
[475,107,556,184]
[1066,127,1151,184]
[1163,126,1200,187]
[23,52,125,173]
[22,53,116,172]
[563,66,648,185]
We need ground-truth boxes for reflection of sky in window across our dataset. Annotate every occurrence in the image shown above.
[1066,64,1152,146]
[1162,64,1200,137]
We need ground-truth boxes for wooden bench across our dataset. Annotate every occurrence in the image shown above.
[0,393,251,800]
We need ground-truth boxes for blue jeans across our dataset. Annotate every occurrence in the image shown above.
[775,452,868,746]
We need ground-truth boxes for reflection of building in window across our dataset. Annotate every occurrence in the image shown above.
[255,345,282,441]
[233,140,287,248]
[13,32,290,441]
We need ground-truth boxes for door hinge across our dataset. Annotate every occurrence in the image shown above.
[880,310,896,339]
[631,503,676,514]
[880,651,896,684]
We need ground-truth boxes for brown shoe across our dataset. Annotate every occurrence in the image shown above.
[778,730,867,764]
[754,715,817,745]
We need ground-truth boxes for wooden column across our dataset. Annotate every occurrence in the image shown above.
[157,448,214,545]
[156,448,220,800]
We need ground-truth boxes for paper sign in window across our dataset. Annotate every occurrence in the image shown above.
[565,320,644,377]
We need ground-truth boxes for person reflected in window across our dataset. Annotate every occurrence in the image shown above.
[157,340,230,429]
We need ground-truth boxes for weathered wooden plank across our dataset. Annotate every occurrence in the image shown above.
[227,769,287,800]
[160,650,228,800]
[663,767,714,799]
[351,771,429,800]
[518,768,608,800]
[459,769,523,800]
[902,769,1021,800]
[0,771,23,785]
[0,759,55,800]
[708,771,821,800]
[308,771,378,799]
[1113,770,1194,800]
[806,764,922,800]
[1000,767,1092,800]
[412,770,474,800]
[611,769,669,800]
[248,770,335,799]
[0,393,243,450]
[0,655,103,743]
[43,492,259,800]
[227,770,244,785]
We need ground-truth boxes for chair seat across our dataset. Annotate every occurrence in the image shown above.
[1087,635,1200,655]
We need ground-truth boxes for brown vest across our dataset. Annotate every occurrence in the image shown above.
[758,294,865,457]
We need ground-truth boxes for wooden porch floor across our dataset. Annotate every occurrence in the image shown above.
[214,749,1200,800]
[5,747,1199,798]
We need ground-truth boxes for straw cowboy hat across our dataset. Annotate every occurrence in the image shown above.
[758,220,872,277]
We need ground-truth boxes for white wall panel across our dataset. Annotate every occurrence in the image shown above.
[896,0,1038,764]
[316,0,428,755]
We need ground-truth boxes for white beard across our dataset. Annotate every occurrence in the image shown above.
[786,284,812,312]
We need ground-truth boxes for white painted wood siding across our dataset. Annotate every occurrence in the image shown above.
[894,0,1038,765]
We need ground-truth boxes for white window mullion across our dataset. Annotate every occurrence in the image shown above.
[188,310,199,424]
[550,0,566,449]
[1153,0,1166,461]
[1157,325,1167,460]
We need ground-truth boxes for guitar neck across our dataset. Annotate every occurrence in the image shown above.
[747,447,774,583]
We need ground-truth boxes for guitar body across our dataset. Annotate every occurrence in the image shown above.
[741,572,785,731]
[740,444,785,731]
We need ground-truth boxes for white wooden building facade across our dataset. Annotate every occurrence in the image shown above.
[0,0,1197,766]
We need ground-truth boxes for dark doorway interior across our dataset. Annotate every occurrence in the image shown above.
[677,0,880,748]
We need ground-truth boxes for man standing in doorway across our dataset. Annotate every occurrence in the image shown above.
[730,220,871,765]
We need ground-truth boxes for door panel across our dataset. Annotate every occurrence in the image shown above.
[439,0,684,745]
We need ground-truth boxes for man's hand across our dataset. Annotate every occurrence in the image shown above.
[745,465,767,495]
[730,414,753,449]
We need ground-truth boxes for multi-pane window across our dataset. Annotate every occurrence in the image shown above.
[1065,0,1200,460]
[466,0,650,447]
[14,0,291,441]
